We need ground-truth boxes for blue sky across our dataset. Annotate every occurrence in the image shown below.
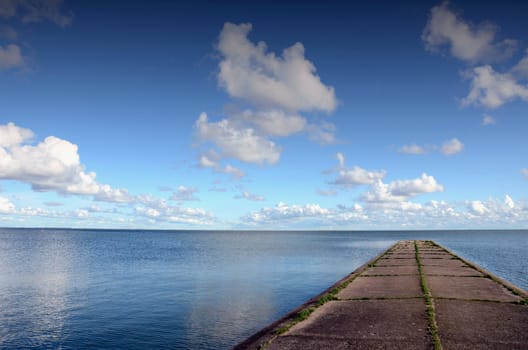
[1,0,527,229]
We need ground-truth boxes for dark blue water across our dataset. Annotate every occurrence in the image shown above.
[0,229,526,349]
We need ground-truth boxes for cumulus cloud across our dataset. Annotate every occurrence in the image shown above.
[195,112,281,165]
[361,174,444,204]
[306,121,337,145]
[234,190,265,202]
[240,195,527,229]
[198,153,246,179]
[218,22,337,112]
[243,202,332,226]
[0,44,24,70]
[422,2,517,63]
[235,109,306,137]
[0,122,132,202]
[441,138,464,155]
[135,199,216,225]
[462,65,528,108]
[0,0,73,27]
[170,185,199,201]
[332,166,386,187]
[399,144,427,155]
[482,114,496,126]
[399,139,464,156]
[195,22,339,171]
[329,152,385,187]
[467,196,519,218]
[0,196,15,213]
[522,168,528,180]
[512,50,528,79]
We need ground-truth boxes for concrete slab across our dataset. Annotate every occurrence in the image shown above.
[420,258,467,267]
[383,254,417,259]
[419,252,452,258]
[422,265,483,276]
[435,299,528,350]
[376,258,418,266]
[266,299,432,350]
[425,276,522,302]
[362,265,419,276]
[338,275,422,299]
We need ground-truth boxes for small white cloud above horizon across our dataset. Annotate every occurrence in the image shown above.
[441,138,464,155]
[398,144,427,155]
[398,139,464,156]
[170,185,199,202]
[234,190,265,202]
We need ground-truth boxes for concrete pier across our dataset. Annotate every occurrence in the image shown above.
[234,240,528,350]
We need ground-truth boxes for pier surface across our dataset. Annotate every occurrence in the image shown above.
[235,240,528,350]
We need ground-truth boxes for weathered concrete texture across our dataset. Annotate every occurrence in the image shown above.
[434,299,528,350]
[426,275,522,302]
[267,299,432,350]
[362,265,419,276]
[338,275,422,299]
[375,257,418,266]
[420,258,467,267]
[422,265,483,277]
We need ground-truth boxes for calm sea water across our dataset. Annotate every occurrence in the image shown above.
[0,229,526,349]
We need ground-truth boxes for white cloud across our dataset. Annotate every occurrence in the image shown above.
[217,22,337,112]
[0,44,24,70]
[482,114,496,126]
[441,138,464,155]
[240,195,527,229]
[332,166,386,187]
[234,190,265,202]
[0,122,33,147]
[221,164,245,178]
[512,50,528,79]
[195,22,339,171]
[306,121,337,145]
[135,200,216,225]
[467,199,493,216]
[236,109,306,137]
[504,195,514,210]
[0,122,132,202]
[422,2,517,63]
[243,202,332,226]
[389,173,445,197]
[522,168,528,180]
[398,139,464,156]
[195,112,281,165]
[328,152,385,187]
[462,65,528,108]
[399,144,427,155]
[361,174,444,204]
[0,0,72,27]
[170,185,199,201]
[198,153,245,178]
[336,152,345,168]
[0,196,15,213]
